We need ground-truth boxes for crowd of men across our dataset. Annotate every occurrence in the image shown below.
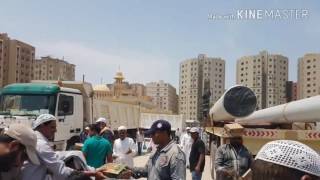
[0,115,320,180]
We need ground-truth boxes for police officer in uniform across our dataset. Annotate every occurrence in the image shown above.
[120,120,186,180]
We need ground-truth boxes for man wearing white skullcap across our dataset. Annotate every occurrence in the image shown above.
[96,117,114,144]
[23,114,100,180]
[249,140,320,180]
[180,127,192,167]
[113,126,137,168]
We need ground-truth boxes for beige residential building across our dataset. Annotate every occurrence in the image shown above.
[130,83,146,97]
[237,51,288,109]
[33,56,75,81]
[298,53,320,99]
[146,80,178,114]
[0,34,10,87]
[0,33,35,87]
[179,54,225,121]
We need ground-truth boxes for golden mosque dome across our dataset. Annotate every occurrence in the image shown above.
[114,71,125,80]
[93,84,110,92]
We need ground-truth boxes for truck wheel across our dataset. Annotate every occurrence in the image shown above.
[66,136,80,150]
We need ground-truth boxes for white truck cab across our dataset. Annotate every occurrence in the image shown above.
[0,83,84,150]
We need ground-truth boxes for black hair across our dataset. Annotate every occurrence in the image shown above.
[0,134,26,155]
[89,123,101,134]
[0,134,14,143]
[43,120,55,126]
[166,130,171,136]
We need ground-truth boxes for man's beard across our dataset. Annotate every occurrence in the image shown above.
[230,139,242,149]
[0,150,19,172]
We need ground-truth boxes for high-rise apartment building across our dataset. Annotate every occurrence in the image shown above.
[179,54,225,121]
[298,53,320,99]
[237,51,288,109]
[33,56,75,81]
[0,33,10,87]
[286,81,297,102]
[146,80,178,113]
[0,33,35,87]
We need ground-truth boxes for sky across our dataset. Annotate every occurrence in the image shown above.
[0,0,319,90]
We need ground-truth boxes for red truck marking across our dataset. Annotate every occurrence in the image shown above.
[244,130,276,137]
[307,132,320,139]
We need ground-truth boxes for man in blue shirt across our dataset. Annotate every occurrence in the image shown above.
[82,124,113,168]
[119,120,186,180]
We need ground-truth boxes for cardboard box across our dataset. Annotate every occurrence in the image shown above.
[224,123,244,137]
[97,163,127,178]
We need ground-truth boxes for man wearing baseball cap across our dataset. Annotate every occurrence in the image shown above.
[120,119,186,180]
[189,127,206,180]
[0,124,40,180]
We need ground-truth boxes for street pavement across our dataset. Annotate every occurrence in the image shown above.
[133,153,212,180]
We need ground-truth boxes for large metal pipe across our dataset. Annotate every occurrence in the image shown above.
[235,95,320,124]
[210,85,257,122]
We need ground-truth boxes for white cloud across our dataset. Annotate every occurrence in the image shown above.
[34,41,179,88]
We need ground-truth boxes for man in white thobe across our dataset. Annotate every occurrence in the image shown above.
[175,128,182,144]
[136,129,144,155]
[180,127,193,167]
[113,126,137,168]
[22,114,99,180]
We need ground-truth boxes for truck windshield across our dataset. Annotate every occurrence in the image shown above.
[0,95,56,116]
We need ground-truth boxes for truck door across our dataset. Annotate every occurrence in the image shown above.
[55,93,75,141]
